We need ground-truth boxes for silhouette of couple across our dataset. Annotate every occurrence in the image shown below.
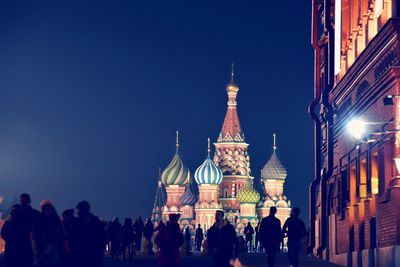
[259,206,307,267]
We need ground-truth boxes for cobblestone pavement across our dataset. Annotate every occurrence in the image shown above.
[104,253,342,267]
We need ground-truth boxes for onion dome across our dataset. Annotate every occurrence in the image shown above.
[261,133,287,180]
[195,138,223,185]
[237,179,260,204]
[180,185,197,206]
[161,131,190,186]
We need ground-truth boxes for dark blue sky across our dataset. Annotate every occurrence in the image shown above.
[0,1,313,220]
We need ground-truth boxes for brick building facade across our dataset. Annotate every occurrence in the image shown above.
[309,0,400,266]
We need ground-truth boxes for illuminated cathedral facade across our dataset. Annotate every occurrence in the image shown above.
[151,70,291,233]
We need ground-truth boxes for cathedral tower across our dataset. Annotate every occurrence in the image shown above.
[257,134,290,225]
[213,65,251,213]
[195,138,223,231]
[161,131,190,218]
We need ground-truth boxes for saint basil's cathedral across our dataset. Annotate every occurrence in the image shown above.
[151,70,291,234]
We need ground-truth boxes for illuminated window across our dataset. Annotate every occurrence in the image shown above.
[375,0,383,18]
[371,154,379,195]
[360,158,367,198]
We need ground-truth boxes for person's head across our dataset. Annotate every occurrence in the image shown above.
[62,209,75,221]
[124,217,132,225]
[146,218,151,224]
[19,193,31,206]
[247,222,251,226]
[291,207,300,217]
[198,224,201,228]
[113,216,119,223]
[9,204,21,220]
[40,201,57,217]
[168,213,180,224]
[269,206,277,216]
[215,210,224,223]
[76,201,90,217]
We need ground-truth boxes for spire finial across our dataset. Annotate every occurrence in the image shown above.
[231,63,235,82]
[207,137,211,155]
[176,130,180,150]
[273,133,277,151]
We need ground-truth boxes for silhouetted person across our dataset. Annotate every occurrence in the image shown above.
[109,217,121,259]
[254,222,260,252]
[61,209,78,267]
[143,218,154,255]
[74,201,105,267]
[133,217,144,253]
[282,207,307,267]
[184,227,192,256]
[259,207,281,267]
[120,218,134,260]
[243,222,254,252]
[31,201,64,267]
[194,224,203,251]
[2,194,40,267]
[2,204,27,267]
[155,214,184,267]
[207,210,239,267]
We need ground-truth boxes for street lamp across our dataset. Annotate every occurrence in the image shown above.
[347,118,367,139]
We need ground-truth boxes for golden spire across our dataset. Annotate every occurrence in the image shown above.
[207,137,211,155]
[226,63,239,93]
[273,133,277,151]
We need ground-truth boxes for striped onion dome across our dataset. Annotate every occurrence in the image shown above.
[194,138,223,185]
[180,184,197,206]
[261,134,287,180]
[237,179,260,204]
[161,131,190,186]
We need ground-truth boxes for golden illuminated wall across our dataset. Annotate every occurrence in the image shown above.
[336,0,393,81]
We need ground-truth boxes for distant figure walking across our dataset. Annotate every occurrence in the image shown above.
[31,201,64,267]
[109,217,121,259]
[74,201,105,267]
[120,218,134,260]
[254,222,260,252]
[207,210,239,267]
[143,218,154,255]
[243,222,254,252]
[155,214,184,267]
[259,207,281,267]
[184,227,192,256]
[282,207,307,267]
[194,224,203,251]
[133,217,144,254]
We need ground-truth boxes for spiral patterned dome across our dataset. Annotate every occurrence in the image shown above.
[237,179,260,204]
[261,150,287,180]
[195,154,223,185]
[180,185,197,206]
[262,134,287,180]
[161,131,190,186]
[195,138,223,185]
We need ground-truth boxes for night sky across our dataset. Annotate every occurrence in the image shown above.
[0,1,313,221]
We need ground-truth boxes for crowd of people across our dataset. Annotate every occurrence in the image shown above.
[1,194,105,267]
[0,193,307,267]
